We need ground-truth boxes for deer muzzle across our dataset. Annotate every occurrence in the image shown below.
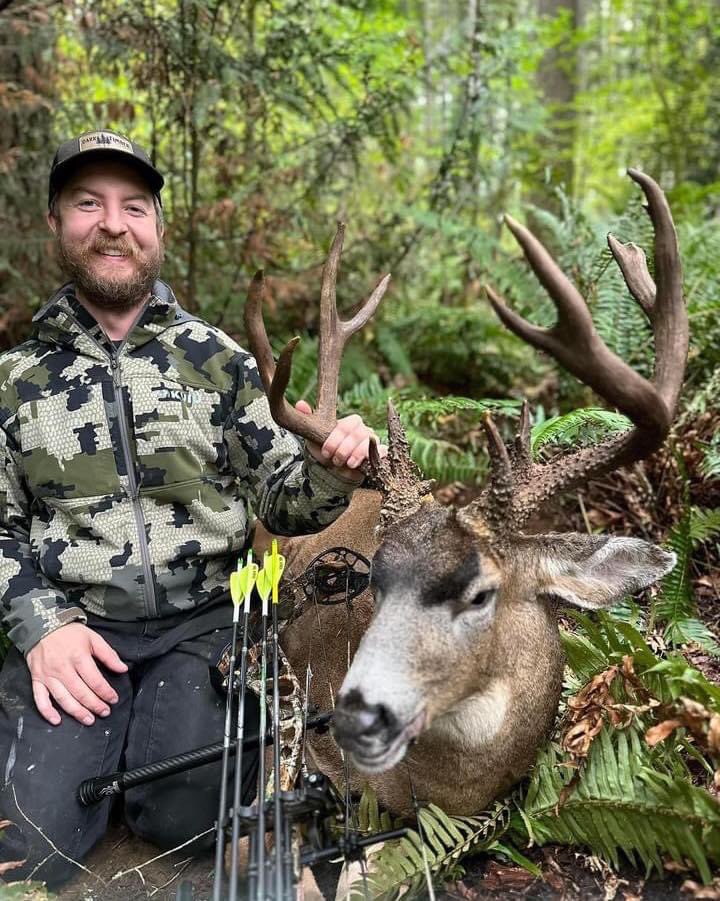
[333,688,427,774]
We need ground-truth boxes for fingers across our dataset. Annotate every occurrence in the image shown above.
[295,399,312,416]
[45,677,98,726]
[76,657,118,707]
[89,632,128,673]
[321,415,375,469]
[27,624,127,727]
[31,680,61,726]
[331,431,370,470]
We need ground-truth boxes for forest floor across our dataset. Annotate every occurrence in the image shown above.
[11,820,696,901]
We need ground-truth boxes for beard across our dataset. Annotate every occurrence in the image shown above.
[56,229,164,313]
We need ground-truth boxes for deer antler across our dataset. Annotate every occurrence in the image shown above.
[244,223,391,447]
[466,168,687,532]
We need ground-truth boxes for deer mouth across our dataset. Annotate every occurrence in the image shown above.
[343,708,427,775]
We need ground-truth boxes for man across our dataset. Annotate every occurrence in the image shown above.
[0,130,373,887]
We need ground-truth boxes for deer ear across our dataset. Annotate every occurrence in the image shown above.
[530,533,676,610]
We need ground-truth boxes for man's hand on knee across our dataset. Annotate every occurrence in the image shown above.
[25,623,128,727]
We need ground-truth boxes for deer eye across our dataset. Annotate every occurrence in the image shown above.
[468,588,497,608]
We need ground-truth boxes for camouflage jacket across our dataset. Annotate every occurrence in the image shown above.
[0,281,355,654]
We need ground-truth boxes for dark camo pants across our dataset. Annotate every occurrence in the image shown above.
[0,613,259,889]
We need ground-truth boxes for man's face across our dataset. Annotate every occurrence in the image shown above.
[48,159,164,312]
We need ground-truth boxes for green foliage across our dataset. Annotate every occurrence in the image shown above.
[518,611,720,880]
[652,507,720,654]
[518,728,720,881]
[700,436,720,481]
[355,791,512,900]
[531,408,631,456]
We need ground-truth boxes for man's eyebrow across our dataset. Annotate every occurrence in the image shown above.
[67,186,152,203]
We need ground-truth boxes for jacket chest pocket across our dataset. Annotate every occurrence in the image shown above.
[132,380,224,488]
[18,383,121,499]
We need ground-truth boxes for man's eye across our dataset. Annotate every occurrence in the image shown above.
[127,206,147,215]
[78,199,98,208]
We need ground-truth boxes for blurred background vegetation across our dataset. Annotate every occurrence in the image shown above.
[2,0,718,474]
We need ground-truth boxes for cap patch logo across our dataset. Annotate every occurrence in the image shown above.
[79,132,133,155]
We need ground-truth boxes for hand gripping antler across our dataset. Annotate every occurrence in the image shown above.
[244,223,391,447]
[468,168,687,532]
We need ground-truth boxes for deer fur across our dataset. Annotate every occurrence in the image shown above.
[280,491,674,817]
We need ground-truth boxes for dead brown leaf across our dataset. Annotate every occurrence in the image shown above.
[681,878,720,899]
[646,718,684,746]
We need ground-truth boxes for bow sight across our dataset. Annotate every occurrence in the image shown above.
[77,545,405,899]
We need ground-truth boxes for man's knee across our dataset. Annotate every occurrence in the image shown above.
[125,782,217,851]
[0,801,98,890]
[125,750,259,851]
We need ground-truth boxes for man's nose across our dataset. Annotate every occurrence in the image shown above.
[98,206,128,236]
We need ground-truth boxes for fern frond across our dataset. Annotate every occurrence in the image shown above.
[699,435,720,481]
[653,508,720,654]
[356,800,512,900]
[398,396,521,424]
[519,727,720,881]
[404,428,486,485]
[689,506,720,543]
[531,408,631,456]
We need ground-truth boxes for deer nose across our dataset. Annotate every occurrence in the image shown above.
[333,689,398,744]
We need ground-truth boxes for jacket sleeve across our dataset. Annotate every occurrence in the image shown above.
[0,425,87,655]
[224,352,357,536]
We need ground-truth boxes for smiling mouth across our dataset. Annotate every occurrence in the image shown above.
[347,708,427,775]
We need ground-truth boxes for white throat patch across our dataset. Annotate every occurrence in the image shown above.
[432,680,509,746]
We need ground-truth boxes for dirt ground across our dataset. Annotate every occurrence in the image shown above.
[5,820,695,901]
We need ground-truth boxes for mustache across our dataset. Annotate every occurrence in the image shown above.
[90,237,138,258]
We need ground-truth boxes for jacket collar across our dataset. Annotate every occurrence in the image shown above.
[33,280,197,358]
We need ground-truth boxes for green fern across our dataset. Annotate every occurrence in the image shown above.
[530,407,632,455]
[355,799,512,900]
[653,507,720,654]
[517,727,720,881]
[397,396,522,424]
[700,440,720,481]
[404,428,486,486]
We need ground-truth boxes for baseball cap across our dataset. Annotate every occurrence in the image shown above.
[48,130,164,208]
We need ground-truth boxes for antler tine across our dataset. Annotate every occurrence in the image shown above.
[485,207,667,434]
[606,234,655,321]
[474,170,686,532]
[510,400,533,474]
[245,271,277,394]
[245,271,332,445]
[316,223,391,420]
[368,400,435,532]
[628,167,687,417]
[245,226,391,450]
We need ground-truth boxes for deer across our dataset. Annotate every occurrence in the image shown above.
[244,168,687,819]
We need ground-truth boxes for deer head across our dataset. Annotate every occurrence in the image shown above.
[246,170,687,778]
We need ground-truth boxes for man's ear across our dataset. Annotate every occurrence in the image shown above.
[524,533,676,610]
[47,210,58,235]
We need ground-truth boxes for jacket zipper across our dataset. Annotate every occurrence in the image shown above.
[110,353,159,618]
[60,309,159,618]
